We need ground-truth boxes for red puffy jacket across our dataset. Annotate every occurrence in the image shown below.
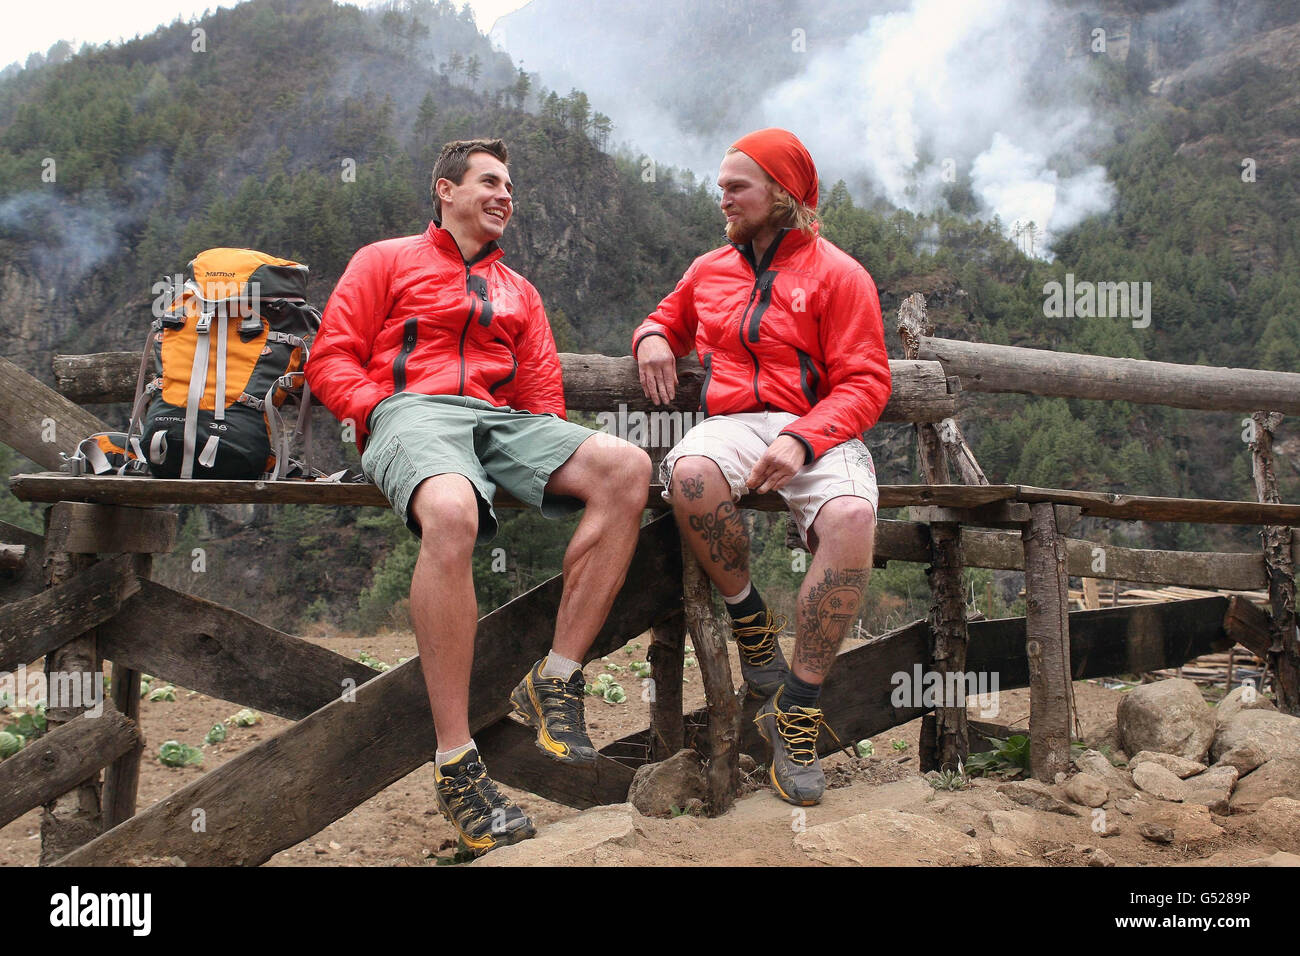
[307,222,566,449]
[633,228,891,461]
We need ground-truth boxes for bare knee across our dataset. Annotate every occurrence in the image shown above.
[810,497,876,558]
[670,455,728,503]
[409,477,479,560]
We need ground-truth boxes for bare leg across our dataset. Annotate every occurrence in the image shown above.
[407,474,480,752]
[544,436,652,660]
[793,497,876,685]
[667,455,750,596]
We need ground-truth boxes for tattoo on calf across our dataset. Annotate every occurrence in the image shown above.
[687,502,749,573]
[795,567,870,677]
[680,476,705,501]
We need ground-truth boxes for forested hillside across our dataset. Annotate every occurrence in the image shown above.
[1,0,1296,632]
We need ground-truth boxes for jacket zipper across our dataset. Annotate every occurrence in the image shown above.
[733,230,787,405]
[458,248,495,395]
[393,316,419,392]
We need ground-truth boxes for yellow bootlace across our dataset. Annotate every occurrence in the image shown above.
[733,611,787,666]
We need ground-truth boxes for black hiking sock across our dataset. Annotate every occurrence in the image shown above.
[781,671,821,709]
[725,587,769,641]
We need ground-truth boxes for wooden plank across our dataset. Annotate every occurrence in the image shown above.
[1249,411,1299,715]
[908,502,1030,527]
[8,472,1021,512]
[1224,595,1274,661]
[476,717,635,809]
[46,503,177,555]
[672,597,1233,764]
[0,520,45,606]
[0,544,25,574]
[1023,502,1073,783]
[0,709,140,830]
[917,335,1300,414]
[56,514,683,866]
[97,580,380,721]
[102,553,150,830]
[0,355,109,471]
[0,554,139,672]
[1015,485,1300,526]
[56,351,957,423]
[53,352,139,405]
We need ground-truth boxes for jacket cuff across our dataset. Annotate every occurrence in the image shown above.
[632,330,669,358]
[778,430,815,465]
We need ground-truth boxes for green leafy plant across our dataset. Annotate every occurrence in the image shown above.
[929,764,970,791]
[629,661,652,679]
[147,684,177,702]
[683,655,697,668]
[0,731,21,758]
[229,709,262,727]
[855,739,874,758]
[891,739,908,752]
[358,651,390,671]
[585,673,626,704]
[204,723,227,745]
[158,740,203,767]
[964,734,1031,778]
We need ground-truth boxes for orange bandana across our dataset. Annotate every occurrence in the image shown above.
[731,128,819,209]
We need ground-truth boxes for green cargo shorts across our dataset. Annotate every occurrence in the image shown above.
[361,393,594,543]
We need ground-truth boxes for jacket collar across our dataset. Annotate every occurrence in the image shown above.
[729,226,815,271]
[426,220,505,268]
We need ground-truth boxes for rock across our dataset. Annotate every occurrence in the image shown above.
[1182,765,1238,815]
[962,824,977,837]
[996,780,1082,816]
[1130,751,1206,778]
[1139,822,1174,843]
[1074,750,1137,798]
[1215,685,1278,725]
[737,753,757,774]
[1144,803,1226,844]
[986,809,1047,841]
[1241,851,1300,867]
[793,809,981,866]
[1115,796,1144,815]
[627,749,708,818]
[1230,758,1300,813]
[1088,848,1116,867]
[472,804,638,866]
[1064,773,1109,808]
[1213,742,1268,776]
[1212,710,1300,764]
[682,797,705,816]
[1117,678,1215,762]
[1132,762,1186,802]
[1246,798,1300,852]
[987,836,1026,861]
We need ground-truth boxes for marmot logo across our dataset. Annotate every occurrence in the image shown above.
[205,271,236,277]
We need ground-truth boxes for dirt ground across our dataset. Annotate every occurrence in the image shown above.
[0,625,1286,867]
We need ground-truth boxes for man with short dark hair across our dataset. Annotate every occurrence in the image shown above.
[634,128,891,807]
[309,138,651,855]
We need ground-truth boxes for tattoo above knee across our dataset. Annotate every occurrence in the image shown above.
[679,475,704,500]
[795,566,870,676]
[686,501,749,573]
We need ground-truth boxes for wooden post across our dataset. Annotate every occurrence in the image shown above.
[898,292,971,772]
[102,554,150,829]
[1249,411,1299,714]
[1022,502,1074,782]
[39,540,104,864]
[679,541,739,814]
[647,612,686,761]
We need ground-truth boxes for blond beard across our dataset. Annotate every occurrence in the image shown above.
[725,203,787,245]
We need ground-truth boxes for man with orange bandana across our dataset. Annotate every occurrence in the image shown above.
[634,128,891,806]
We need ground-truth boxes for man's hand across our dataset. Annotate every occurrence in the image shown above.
[746,435,806,494]
[636,336,678,406]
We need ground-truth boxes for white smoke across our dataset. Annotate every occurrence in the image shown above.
[762,0,1115,255]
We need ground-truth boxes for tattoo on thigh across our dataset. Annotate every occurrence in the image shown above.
[687,502,749,573]
[795,567,870,677]
[680,476,705,500]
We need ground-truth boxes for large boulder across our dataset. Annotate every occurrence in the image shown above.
[1215,685,1278,725]
[1246,797,1300,853]
[1130,751,1206,778]
[1212,741,1268,776]
[627,749,708,818]
[1073,749,1136,798]
[1230,758,1300,813]
[1212,710,1300,764]
[1117,679,1215,762]
[794,809,981,866]
[1141,803,1225,844]
[1064,773,1109,808]
[1132,762,1187,802]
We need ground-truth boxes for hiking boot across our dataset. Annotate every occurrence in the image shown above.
[509,659,597,765]
[754,687,840,807]
[433,748,536,856]
[731,609,790,699]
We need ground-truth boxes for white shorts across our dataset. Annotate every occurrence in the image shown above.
[659,411,879,550]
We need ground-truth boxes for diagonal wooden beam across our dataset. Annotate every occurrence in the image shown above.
[56,514,682,866]
[0,355,108,471]
[0,554,138,672]
[96,580,379,721]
